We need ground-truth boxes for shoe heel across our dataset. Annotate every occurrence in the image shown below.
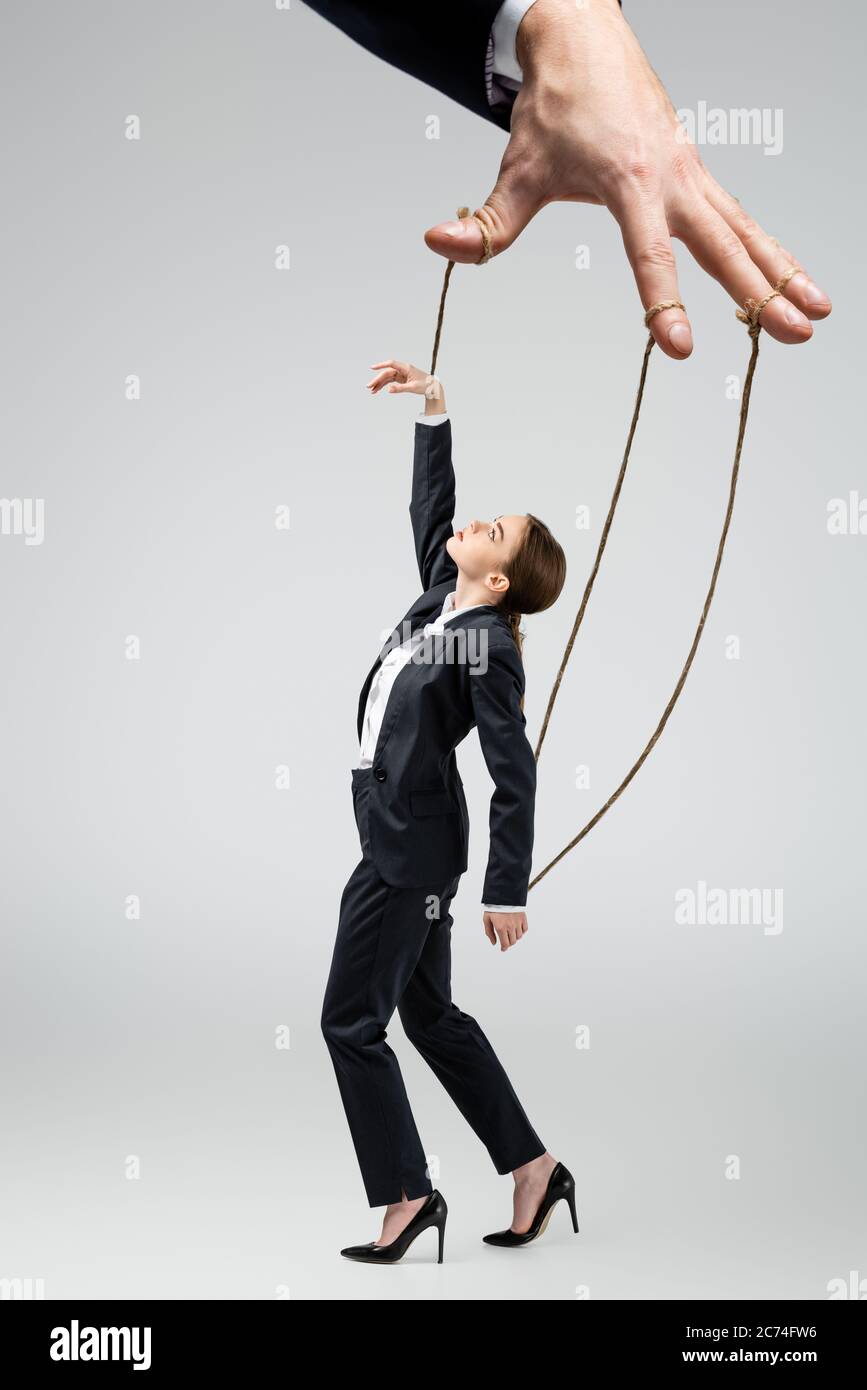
[565,1188,579,1234]
[437,1218,446,1264]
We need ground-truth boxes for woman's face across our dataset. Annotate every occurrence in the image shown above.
[446,514,528,594]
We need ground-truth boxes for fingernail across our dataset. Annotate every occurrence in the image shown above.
[668,322,693,354]
[441,221,465,237]
[785,304,810,329]
[802,278,830,308]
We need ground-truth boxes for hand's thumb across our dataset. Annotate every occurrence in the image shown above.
[424,158,541,264]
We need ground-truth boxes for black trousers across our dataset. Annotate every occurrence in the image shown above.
[320,767,546,1207]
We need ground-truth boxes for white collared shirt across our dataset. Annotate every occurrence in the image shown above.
[356,413,524,915]
[357,582,490,771]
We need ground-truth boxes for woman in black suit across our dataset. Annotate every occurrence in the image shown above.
[321,358,577,1263]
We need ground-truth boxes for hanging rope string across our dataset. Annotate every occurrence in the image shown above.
[429,249,458,376]
[529,315,763,889]
[429,208,789,891]
[534,328,655,762]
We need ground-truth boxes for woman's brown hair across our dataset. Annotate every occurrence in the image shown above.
[500,514,567,678]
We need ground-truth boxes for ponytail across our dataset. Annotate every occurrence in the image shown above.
[499,514,568,716]
[503,609,525,712]
[505,609,524,660]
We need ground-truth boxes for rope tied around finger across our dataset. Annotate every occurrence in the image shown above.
[736,289,779,332]
[643,298,686,327]
[735,263,803,334]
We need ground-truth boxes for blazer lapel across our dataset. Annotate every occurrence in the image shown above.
[355,584,451,743]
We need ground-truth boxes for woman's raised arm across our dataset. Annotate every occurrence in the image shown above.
[367,359,457,591]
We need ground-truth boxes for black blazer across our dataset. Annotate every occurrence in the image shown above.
[356,418,536,906]
[303,0,512,131]
[302,1,622,133]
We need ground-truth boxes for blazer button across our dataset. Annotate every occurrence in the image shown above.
[373,767,387,782]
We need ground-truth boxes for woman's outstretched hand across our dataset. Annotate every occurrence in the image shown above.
[367,360,444,401]
[484,911,529,952]
[423,0,831,360]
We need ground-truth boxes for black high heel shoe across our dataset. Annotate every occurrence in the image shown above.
[482,1161,579,1247]
[340,1190,448,1264]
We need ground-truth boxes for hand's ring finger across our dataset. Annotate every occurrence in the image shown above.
[672,195,813,343]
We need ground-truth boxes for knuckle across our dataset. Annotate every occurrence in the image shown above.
[623,158,658,190]
[734,212,760,247]
[715,230,747,265]
[601,151,661,204]
[686,141,706,173]
[669,150,693,187]
[634,237,677,272]
[475,200,506,243]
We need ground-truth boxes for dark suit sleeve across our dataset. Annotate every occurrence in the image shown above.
[409,419,459,591]
[301,1,624,134]
[469,636,536,906]
[301,0,513,131]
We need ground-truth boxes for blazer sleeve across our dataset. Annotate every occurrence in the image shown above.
[410,418,459,591]
[469,635,536,907]
[300,1,624,134]
[300,0,513,131]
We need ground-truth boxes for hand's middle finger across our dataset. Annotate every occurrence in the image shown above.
[366,367,400,391]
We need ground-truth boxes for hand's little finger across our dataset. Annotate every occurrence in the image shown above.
[673,195,812,343]
[700,178,831,320]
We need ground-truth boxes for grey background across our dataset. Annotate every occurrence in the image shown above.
[1,0,864,1301]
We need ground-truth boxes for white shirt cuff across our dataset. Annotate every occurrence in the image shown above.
[416,412,449,426]
[482,903,526,914]
[491,0,538,82]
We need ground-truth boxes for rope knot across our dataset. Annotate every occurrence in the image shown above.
[736,265,802,334]
[736,290,779,329]
[735,304,762,340]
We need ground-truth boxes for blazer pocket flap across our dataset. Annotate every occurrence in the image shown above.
[410,788,456,817]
